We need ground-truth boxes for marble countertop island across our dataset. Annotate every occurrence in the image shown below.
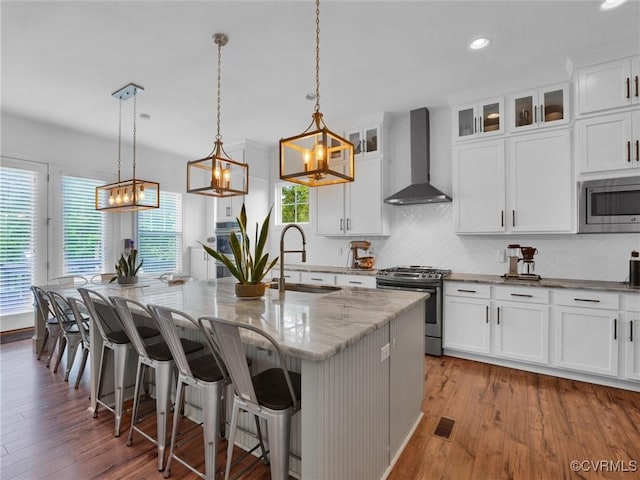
[66,277,426,362]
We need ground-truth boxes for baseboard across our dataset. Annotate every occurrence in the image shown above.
[0,327,34,344]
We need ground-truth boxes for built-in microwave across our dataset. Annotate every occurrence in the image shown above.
[578,176,640,233]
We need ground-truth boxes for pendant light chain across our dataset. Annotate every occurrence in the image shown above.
[216,38,222,141]
[117,98,122,183]
[314,0,321,113]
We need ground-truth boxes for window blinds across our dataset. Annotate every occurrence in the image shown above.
[137,191,182,274]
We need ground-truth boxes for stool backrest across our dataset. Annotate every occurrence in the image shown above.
[31,286,55,322]
[78,288,124,344]
[109,296,153,359]
[68,297,91,347]
[47,291,77,332]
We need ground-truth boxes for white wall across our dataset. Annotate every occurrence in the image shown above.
[272,108,639,283]
[1,113,208,277]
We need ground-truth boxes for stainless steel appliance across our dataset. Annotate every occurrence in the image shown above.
[213,221,240,278]
[579,176,640,233]
[376,266,451,356]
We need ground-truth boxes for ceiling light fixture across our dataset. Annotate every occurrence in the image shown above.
[95,83,160,212]
[279,0,354,187]
[187,33,248,197]
[469,37,490,50]
[599,0,628,11]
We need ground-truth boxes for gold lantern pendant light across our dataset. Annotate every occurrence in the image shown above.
[95,83,160,212]
[279,0,354,187]
[187,33,248,197]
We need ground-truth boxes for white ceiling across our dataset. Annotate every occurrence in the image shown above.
[2,0,639,159]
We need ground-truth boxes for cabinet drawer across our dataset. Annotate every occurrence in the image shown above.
[300,272,336,286]
[444,282,491,298]
[494,286,549,304]
[335,274,376,288]
[627,294,640,313]
[553,289,620,310]
[281,270,301,283]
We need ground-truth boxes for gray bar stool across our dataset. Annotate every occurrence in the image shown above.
[110,296,204,471]
[198,316,301,480]
[47,291,87,382]
[148,304,229,480]
[78,288,159,437]
[67,297,91,389]
[31,286,62,367]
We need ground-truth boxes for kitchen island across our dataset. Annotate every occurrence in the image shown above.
[45,278,427,479]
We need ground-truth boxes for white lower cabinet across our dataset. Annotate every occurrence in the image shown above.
[190,247,215,280]
[299,271,335,286]
[553,306,619,377]
[494,300,549,365]
[625,295,640,381]
[443,295,491,354]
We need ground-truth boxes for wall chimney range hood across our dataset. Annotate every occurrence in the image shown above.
[384,108,452,205]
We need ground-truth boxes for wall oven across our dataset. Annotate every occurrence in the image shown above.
[376,266,451,356]
[579,176,640,233]
[213,221,240,278]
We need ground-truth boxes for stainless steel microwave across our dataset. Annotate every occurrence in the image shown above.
[579,176,640,233]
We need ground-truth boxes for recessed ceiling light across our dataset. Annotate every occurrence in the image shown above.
[600,0,628,11]
[469,37,490,50]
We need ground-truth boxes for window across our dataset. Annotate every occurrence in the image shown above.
[0,163,45,317]
[137,191,182,274]
[276,183,309,224]
[61,176,108,276]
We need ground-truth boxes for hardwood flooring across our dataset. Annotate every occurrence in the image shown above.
[1,339,639,480]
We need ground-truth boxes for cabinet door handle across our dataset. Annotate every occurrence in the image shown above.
[574,298,600,303]
[630,320,634,342]
[636,140,639,161]
[340,218,344,232]
[512,209,516,227]
[479,116,483,133]
[457,289,477,293]
[540,104,544,123]
[614,318,617,340]
[497,307,500,325]
[627,77,631,99]
[510,293,533,298]
[636,75,639,98]
[501,210,504,228]
[628,141,632,162]
[474,116,477,134]
[534,105,537,123]
[310,277,323,282]
[348,280,363,285]
[485,305,489,324]
[346,218,351,230]
[226,206,231,217]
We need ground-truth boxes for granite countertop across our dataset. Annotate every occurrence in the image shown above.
[60,277,425,362]
[277,263,378,276]
[446,273,640,294]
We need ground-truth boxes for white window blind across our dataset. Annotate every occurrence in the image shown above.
[0,166,40,315]
[137,191,182,274]
[61,176,107,275]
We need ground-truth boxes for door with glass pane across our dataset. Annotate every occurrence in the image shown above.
[508,83,570,133]
[0,158,47,331]
[453,97,504,141]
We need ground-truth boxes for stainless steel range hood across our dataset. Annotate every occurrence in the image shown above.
[384,108,452,205]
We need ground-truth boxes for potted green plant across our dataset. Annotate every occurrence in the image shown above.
[201,204,278,298]
[111,248,143,285]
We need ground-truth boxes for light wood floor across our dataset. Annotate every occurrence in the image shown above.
[1,339,639,480]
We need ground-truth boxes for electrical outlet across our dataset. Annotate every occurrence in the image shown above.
[381,343,390,362]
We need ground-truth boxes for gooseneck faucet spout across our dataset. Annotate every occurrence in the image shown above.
[279,224,307,292]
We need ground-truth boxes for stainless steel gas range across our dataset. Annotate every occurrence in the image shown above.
[376,266,451,356]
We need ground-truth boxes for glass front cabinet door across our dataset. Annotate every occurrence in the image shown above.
[344,124,381,158]
[508,83,570,133]
[453,97,504,141]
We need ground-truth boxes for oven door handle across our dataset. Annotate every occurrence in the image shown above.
[377,284,436,293]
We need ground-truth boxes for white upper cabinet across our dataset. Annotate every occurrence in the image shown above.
[453,140,506,233]
[576,56,640,115]
[344,124,382,159]
[453,130,573,234]
[507,129,573,232]
[576,110,640,173]
[507,83,570,133]
[453,97,504,142]
[316,156,388,236]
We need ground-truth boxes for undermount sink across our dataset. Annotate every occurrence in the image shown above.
[268,282,342,294]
